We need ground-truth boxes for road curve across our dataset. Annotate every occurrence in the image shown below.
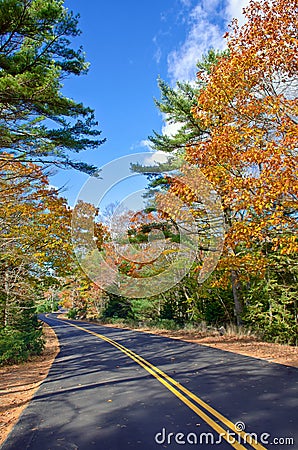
[1,314,297,450]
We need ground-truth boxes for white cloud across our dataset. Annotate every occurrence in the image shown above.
[225,0,250,25]
[143,151,172,166]
[152,35,162,64]
[179,0,192,7]
[154,46,162,64]
[130,139,153,151]
[162,118,183,137]
[167,4,225,83]
[140,139,153,150]
[167,0,250,84]
[148,0,252,150]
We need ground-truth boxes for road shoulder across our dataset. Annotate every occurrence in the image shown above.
[100,322,298,368]
[0,323,59,446]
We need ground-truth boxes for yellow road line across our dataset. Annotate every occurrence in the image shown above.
[55,318,267,450]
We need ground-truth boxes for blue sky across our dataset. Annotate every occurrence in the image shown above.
[51,0,249,208]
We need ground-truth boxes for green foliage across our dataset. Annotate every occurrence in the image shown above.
[67,308,78,319]
[194,281,234,326]
[36,300,59,313]
[0,0,105,173]
[131,298,161,322]
[0,326,44,365]
[129,44,298,345]
[0,261,47,365]
[243,278,298,345]
[2,295,38,333]
[100,317,136,327]
[196,48,229,74]
[0,0,107,367]
[131,53,221,209]
[145,50,226,156]
[102,294,135,320]
[150,319,178,330]
[200,297,228,326]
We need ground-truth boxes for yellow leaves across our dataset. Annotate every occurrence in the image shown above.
[185,0,298,269]
[0,153,72,274]
[272,235,298,255]
[213,250,268,286]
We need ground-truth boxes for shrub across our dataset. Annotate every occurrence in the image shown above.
[36,300,59,313]
[150,319,179,330]
[243,279,298,345]
[67,308,78,319]
[102,294,135,320]
[0,327,44,365]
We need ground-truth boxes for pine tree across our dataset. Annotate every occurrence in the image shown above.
[0,0,105,174]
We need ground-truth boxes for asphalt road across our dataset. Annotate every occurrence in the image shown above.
[1,314,297,450]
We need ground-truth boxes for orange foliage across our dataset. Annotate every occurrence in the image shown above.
[0,153,72,272]
[187,0,298,265]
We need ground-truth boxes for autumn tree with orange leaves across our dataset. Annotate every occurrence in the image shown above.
[61,0,297,341]
[141,0,297,340]
[185,0,298,329]
[0,154,72,327]
[191,0,297,253]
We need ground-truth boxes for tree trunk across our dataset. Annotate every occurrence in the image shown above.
[231,269,243,326]
[4,270,10,327]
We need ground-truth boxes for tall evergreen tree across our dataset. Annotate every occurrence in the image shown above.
[148,49,225,155]
[0,0,105,174]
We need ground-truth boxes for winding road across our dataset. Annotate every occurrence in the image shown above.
[1,314,297,450]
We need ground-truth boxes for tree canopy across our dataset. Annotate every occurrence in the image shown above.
[0,1,107,364]
[0,0,105,174]
[130,0,297,336]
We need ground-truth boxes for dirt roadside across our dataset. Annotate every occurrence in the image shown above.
[0,320,297,446]
[101,322,298,367]
[0,323,59,446]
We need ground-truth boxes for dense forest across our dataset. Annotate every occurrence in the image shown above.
[0,0,297,364]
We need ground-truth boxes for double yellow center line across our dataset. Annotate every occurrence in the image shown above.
[55,318,267,450]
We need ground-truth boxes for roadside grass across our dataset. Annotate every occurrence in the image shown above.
[97,317,261,341]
